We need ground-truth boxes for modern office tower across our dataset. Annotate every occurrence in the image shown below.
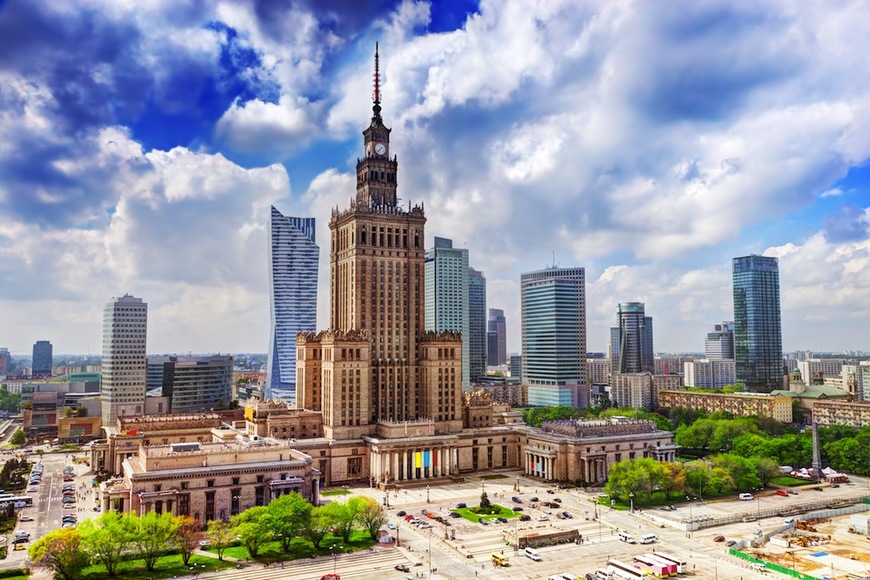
[683,359,737,389]
[32,340,53,376]
[615,302,654,374]
[509,354,522,380]
[487,308,507,366]
[732,255,783,392]
[0,348,10,376]
[101,294,148,426]
[147,355,233,413]
[425,237,470,390]
[266,206,319,404]
[521,266,587,407]
[296,44,463,440]
[705,321,734,360]
[468,267,487,385]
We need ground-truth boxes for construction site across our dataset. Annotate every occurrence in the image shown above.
[744,511,870,579]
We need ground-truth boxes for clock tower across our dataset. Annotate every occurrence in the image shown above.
[356,43,398,208]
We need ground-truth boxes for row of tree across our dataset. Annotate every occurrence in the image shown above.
[604,454,782,504]
[675,415,870,476]
[219,492,385,558]
[31,492,387,579]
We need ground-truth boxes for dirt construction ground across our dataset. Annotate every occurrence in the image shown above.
[748,514,870,579]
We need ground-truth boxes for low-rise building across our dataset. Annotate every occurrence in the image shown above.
[610,373,681,410]
[806,400,870,428]
[659,389,793,422]
[683,359,736,389]
[101,437,320,519]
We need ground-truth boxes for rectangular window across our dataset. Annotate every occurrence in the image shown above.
[348,457,363,476]
[178,494,190,517]
[207,479,215,488]
[204,491,215,522]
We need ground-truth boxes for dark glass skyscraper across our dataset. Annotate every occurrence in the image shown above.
[615,302,654,374]
[468,268,487,385]
[32,340,53,376]
[733,255,783,392]
[487,308,507,366]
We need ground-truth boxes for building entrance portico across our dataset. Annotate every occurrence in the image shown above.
[369,443,458,486]
[523,446,557,481]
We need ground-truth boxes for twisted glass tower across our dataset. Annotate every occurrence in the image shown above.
[266,207,319,403]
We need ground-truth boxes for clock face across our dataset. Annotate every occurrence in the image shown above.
[374,143,386,155]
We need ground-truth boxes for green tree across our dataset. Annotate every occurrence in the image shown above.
[320,500,360,544]
[684,459,711,498]
[10,429,26,445]
[305,506,333,549]
[604,458,658,502]
[172,515,203,566]
[78,512,132,576]
[754,457,782,488]
[358,496,388,540]
[29,528,90,580]
[131,511,176,571]
[206,519,235,561]
[267,492,312,553]
[232,506,272,557]
[660,462,686,500]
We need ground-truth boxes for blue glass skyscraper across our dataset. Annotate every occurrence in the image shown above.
[733,255,783,392]
[521,266,587,407]
[266,207,319,403]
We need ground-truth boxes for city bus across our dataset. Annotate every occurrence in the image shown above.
[633,555,668,578]
[491,552,510,567]
[607,558,647,579]
[0,496,32,507]
[652,552,686,574]
[644,554,676,576]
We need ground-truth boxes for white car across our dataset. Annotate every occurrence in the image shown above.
[387,523,396,530]
[537,515,549,521]
[19,516,33,522]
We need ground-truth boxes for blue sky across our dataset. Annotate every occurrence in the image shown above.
[1,0,869,356]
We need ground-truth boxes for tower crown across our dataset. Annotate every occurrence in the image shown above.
[357,42,397,208]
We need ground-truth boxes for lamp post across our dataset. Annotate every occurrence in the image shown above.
[629,492,634,513]
[426,484,430,504]
[687,496,693,538]
[514,516,519,554]
[515,476,520,493]
[427,528,432,579]
[754,489,761,521]
[331,544,343,576]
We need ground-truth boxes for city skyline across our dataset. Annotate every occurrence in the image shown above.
[1,1,869,356]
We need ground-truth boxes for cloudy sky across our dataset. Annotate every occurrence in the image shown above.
[1,0,869,357]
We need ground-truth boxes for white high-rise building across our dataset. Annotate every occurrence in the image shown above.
[101,294,148,426]
[704,321,734,360]
[266,207,319,404]
[683,359,737,389]
[425,237,470,390]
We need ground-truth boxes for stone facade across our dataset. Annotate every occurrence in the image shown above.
[101,438,319,518]
[811,400,870,428]
[659,389,793,422]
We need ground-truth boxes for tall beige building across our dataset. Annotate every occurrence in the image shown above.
[101,294,148,426]
[297,45,463,444]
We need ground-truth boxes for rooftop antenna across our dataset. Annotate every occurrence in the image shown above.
[372,42,382,119]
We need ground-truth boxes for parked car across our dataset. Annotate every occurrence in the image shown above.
[449,512,461,518]
[512,496,522,503]
[513,507,523,511]
[553,498,562,503]
[788,490,798,495]
[726,540,737,547]
[19,516,33,522]
[387,523,396,530]
[396,511,406,517]
[713,535,725,542]
[394,565,410,572]
[561,511,573,519]
[519,515,531,521]
[529,497,539,502]
[775,490,789,497]
[497,517,508,523]
[456,503,467,509]
[537,515,549,521]
[478,518,489,525]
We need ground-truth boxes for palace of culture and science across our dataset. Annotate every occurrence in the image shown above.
[94,48,675,519]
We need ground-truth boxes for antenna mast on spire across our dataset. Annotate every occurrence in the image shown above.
[373,42,381,105]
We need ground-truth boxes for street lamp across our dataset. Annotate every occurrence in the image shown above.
[754,489,761,520]
[426,484,430,504]
[629,492,634,513]
[686,496,693,538]
[331,544,343,575]
[515,476,520,493]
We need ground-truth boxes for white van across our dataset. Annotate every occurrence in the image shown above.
[618,531,636,543]
[549,575,577,580]
[639,534,658,544]
[524,547,542,561]
[739,493,754,501]
[784,517,795,525]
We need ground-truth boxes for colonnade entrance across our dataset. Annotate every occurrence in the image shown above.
[371,446,458,484]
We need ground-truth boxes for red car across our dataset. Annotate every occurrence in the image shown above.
[321,575,340,580]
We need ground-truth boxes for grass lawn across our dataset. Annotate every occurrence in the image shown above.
[79,554,235,579]
[479,474,507,480]
[770,476,817,486]
[213,530,374,563]
[451,504,520,522]
[321,489,351,496]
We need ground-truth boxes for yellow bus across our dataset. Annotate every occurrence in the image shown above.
[491,553,510,567]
